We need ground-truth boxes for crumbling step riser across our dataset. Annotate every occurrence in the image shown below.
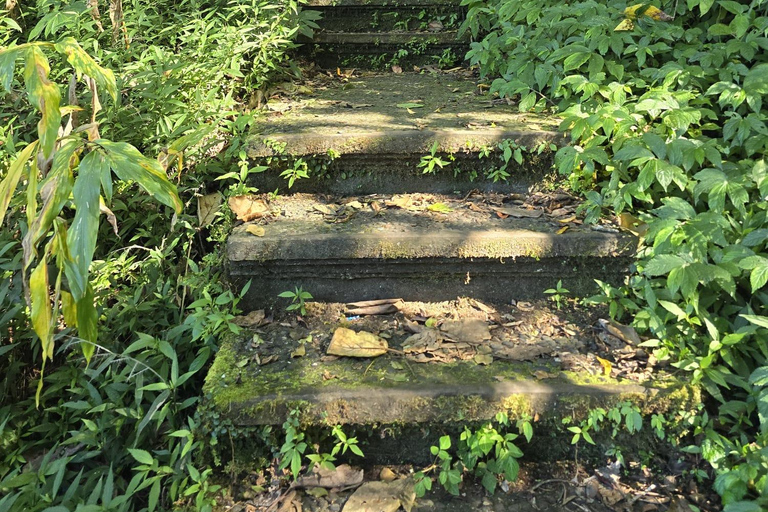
[230,256,632,307]
[250,153,554,196]
[308,6,464,33]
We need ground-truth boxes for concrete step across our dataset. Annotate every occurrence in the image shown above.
[201,299,698,465]
[301,0,466,68]
[248,71,564,195]
[305,0,464,34]
[305,31,465,70]
[227,192,635,308]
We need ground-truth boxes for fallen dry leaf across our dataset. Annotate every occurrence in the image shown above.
[232,309,265,327]
[391,65,402,74]
[327,328,388,358]
[291,345,305,358]
[229,195,269,222]
[342,478,416,512]
[440,319,491,343]
[246,225,265,237]
[493,206,543,218]
[379,467,397,482]
[598,319,641,345]
[198,192,223,227]
[294,464,363,490]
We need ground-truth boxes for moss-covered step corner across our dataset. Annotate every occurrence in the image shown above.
[246,72,564,194]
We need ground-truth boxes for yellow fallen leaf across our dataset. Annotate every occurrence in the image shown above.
[558,215,578,223]
[614,18,635,31]
[556,226,569,234]
[327,327,388,357]
[618,212,648,236]
[596,356,613,377]
[624,4,673,21]
[246,225,265,237]
[291,344,306,358]
[229,195,269,222]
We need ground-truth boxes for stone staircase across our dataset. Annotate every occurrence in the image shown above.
[300,0,467,69]
[202,0,696,466]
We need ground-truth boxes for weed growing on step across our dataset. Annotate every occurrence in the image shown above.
[278,410,364,479]
[418,141,454,174]
[279,287,314,316]
[414,412,526,496]
[544,280,570,310]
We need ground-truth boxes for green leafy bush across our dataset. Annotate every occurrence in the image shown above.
[461,0,767,507]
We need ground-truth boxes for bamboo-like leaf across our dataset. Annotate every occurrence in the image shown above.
[61,290,78,327]
[98,140,182,213]
[30,260,54,360]
[66,151,106,301]
[76,284,97,363]
[53,37,117,101]
[22,149,75,270]
[22,46,61,159]
[0,45,26,92]
[0,141,37,225]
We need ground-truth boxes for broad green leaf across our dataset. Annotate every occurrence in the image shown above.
[30,260,54,360]
[644,254,685,276]
[563,52,590,71]
[53,37,117,101]
[23,46,61,159]
[66,151,106,301]
[127,448,154,465]
[0,141,37,225]
[98,140,182,213]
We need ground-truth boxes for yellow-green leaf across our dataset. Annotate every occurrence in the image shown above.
[53,37,117,101]
[61,290,78,327]
[0,141,37,225]
[23,46,61,159]
[23,150,75,269]
[0,45,26,92]
[30,260,54,360]
[98,140,183,214]
[66,151,106,301]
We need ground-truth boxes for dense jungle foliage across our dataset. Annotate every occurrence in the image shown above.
[1,0,767,510]
[0,0,316,510]
[460,0,768,509]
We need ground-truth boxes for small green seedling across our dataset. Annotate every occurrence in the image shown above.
[418,141,452,174]
[278,286,313,315]
[544,280,570,310]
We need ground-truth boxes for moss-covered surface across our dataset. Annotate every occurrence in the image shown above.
[203,332,699,428]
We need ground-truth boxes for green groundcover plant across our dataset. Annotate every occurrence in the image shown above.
[461,0,768,508]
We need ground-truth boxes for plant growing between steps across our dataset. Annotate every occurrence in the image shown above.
[544,280,570,310]
[279,286,314,316]
[414,412,526,496]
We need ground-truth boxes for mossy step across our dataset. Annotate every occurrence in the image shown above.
[201,300,698,464]
[248,72,563,194]
[227,192,635,308]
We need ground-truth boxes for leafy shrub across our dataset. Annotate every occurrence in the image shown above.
[461,0,767,507]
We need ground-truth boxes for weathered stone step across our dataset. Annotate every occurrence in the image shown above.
[306,31,465,69]
[249,72,564,195]
[305,0,463,34]
[227,192,635,308]
[201,299,698,464]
